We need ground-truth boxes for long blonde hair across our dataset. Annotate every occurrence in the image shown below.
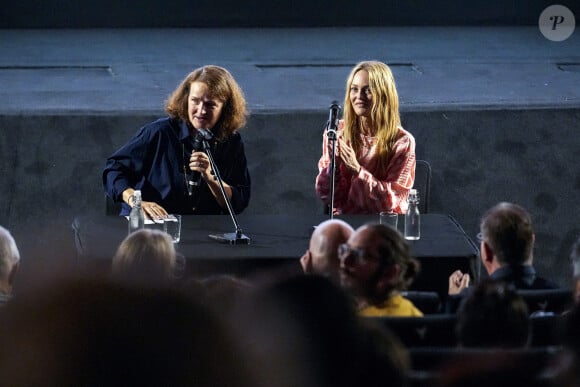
[342,61,401,177]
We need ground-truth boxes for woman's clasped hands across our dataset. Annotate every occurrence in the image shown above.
[332,132,361,174]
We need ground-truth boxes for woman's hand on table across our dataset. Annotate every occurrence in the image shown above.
[141,201,168,221]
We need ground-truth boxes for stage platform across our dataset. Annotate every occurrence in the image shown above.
[0,27,578,289]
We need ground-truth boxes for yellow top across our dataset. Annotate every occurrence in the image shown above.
[359,294,424,317]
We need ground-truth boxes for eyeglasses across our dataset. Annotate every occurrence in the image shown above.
[338,243,374,264]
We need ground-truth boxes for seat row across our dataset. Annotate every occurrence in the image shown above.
[366,313,566,348]
[401,288,574,315]
[406,346,563,387]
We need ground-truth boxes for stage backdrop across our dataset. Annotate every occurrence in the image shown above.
[0,107,578,288]
[1,0,578,28]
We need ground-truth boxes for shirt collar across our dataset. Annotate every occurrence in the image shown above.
[491,264,536,286]
[177,119,192,142]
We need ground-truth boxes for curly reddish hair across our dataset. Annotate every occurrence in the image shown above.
[165,65,248,141]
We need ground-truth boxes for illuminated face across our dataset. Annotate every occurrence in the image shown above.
[187,82,224,130]
[338,226,383,297]
[349,70,373,118]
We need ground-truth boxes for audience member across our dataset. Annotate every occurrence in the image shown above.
[558,303,580,385]
[300,218,354,280]
[449,202,558,296]
[0,226,20,305]
[565,302,580,354]
[537,301,580,387]
[438,352,548,387]
[197,274,254,316]
[357,319,410,387]
[439,280,558,387]
[233,274,409,387]
[456,280,530,348]
[112,228,180,284]
[0,276,257,386]
[570,236,580,304]
[339,223,422,317]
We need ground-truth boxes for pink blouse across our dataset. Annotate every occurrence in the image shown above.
[315,121,416,214]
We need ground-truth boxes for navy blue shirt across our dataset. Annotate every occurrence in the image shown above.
[445,264,559,313]
[489,265,559,290]
[103,117,251,215]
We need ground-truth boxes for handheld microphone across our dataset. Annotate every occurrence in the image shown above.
[327,101,340,139]
[196,128,213,141]
[186,130,205,194]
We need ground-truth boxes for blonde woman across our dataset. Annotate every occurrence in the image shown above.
[315,61,416,214]
[112,229,178,283]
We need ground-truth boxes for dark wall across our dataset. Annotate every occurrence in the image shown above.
[2,0,578,28]
[1,108,578,287]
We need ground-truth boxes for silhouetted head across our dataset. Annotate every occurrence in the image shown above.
[339,223,419,305]
[456,280,530,348]
[112,228,179,284]
[480,202,534,268]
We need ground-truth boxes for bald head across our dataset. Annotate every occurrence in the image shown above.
[0,226,20,294]
[309,219,354,277]
[571,236,580,277]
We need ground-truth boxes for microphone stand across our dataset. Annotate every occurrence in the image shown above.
[326,101,340,220]
[199,129,250,245]
[327,126,337,220]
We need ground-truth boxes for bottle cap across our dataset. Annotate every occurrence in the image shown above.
[410,188,417,195]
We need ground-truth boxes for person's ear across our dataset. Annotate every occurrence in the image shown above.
[480,241,496,274]
[481,241,494,263]
[8,262,19,287]
[300,250,313,274]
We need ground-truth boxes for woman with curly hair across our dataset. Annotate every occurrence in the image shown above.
[104,65,251,218]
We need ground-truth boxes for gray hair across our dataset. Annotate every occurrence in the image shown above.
[571,236,580,277]
[0,226,20,277]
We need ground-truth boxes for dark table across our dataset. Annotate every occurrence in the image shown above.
[72,213,478,295]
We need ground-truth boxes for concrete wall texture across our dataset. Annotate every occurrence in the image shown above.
[1,108,578,286]
[1,1,579,288]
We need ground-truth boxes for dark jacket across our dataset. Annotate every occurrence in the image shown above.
[103,117,251,215]
[445,264,559,313]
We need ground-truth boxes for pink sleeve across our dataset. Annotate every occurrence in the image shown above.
[348,132,416,213]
